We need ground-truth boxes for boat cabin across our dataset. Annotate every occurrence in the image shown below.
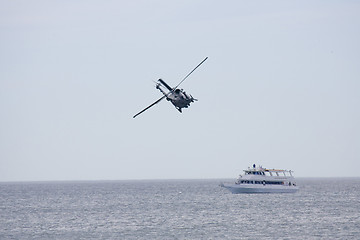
[244,168,294,177]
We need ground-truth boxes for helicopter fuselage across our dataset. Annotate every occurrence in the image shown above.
[156,79,196,112]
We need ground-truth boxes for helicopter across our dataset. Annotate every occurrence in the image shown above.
[133,57,208,118]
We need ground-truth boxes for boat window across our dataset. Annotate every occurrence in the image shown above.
[263,181,284,185]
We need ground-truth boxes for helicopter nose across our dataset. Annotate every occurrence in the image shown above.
[191,95,198,101]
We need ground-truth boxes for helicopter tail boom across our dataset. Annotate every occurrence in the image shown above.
[158,79,173,91]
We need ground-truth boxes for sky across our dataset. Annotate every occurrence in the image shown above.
[1,0,359,181]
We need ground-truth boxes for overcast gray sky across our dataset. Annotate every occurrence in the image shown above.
[1,0,359,181]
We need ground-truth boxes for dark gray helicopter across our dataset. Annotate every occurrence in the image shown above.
[133,57,208,118]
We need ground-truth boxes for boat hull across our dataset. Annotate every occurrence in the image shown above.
[221,183,299,194]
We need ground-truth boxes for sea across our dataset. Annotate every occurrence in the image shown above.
[0,178,359,240]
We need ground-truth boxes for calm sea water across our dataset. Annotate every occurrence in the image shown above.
[0,178,359,239]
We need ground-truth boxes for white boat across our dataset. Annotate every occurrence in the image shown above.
[221,164,299,194]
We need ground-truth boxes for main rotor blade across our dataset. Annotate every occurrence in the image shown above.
[174,57,208,90]
[133,95,166,118]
